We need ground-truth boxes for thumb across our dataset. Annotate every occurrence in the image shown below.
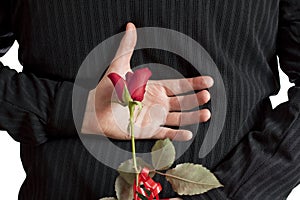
[109,22,137,74]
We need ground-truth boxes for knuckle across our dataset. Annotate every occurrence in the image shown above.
[173,113,181,124]
[169,96,180,109]
[155,129,166,139]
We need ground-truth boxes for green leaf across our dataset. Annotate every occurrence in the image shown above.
[99,197,117,200]
[115,176,133,200]
[117,157,154,185]
[166,163,223,195]
[151,139,176,170]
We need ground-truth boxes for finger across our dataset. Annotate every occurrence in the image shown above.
[156,76,214,96]
[152,127,193,141]
[165,109,211,126]
[169,90,210,111]
[110,23,137,73]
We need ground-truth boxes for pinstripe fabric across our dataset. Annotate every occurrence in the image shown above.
[0,0,299,199]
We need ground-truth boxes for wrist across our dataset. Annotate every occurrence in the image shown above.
[81,88,99,134]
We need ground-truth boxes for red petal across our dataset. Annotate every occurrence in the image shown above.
[107,73,126,102]
[127,68,152,101]
[125,71,134,83]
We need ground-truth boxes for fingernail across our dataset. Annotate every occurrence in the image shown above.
[174,131,193,141]
[126,22,135,30]
[205,77,214,87]
[186,131,193,140]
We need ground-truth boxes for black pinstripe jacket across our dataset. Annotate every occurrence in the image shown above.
[0,0,299,199]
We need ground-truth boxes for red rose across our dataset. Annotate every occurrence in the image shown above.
[108,68,152,104]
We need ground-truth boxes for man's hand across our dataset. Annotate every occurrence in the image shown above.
[81,23,213,141]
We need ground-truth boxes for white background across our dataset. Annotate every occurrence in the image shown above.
[0,42,299,199]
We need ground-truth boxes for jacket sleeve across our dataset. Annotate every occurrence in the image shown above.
[183,0,300,199]
[0,1,89,145]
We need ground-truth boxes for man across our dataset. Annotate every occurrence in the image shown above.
[0,0,299,199]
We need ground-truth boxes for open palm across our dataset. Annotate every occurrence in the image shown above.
[81,23,213,142]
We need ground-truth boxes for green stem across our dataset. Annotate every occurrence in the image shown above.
[129,102,139,186]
